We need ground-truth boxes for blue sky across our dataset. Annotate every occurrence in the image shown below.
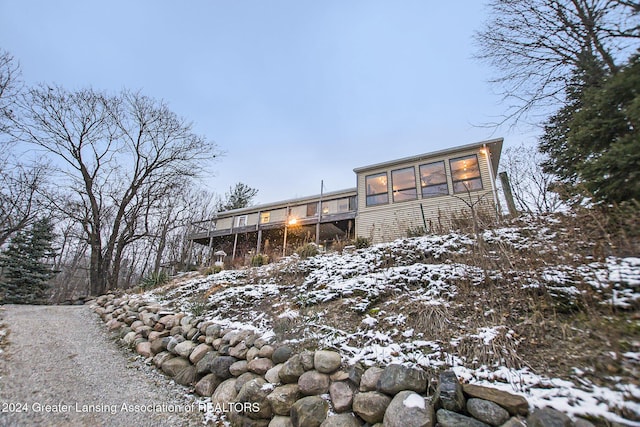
[0,1,534,203]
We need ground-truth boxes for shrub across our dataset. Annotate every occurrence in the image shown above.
[201,265,222,276]
[251,253,269,267]
[296,243,319,258]
[140,272,169,290]
[354,236,371,249]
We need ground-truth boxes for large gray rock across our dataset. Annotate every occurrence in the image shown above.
[229,342,249,359]
[352,391,391,424]
[300,350,315,371]
[348,363,365,386]
[166,335,185,353]
[359,366,384,391]
[329,381,355,413]
[434,371,465,412]
[152,351,174,368]
[195,350,219,374]
[290,396,329,427]
[467,398,510,426]
[314,350,342,373]
[258,344,275,359]
[248,357,274,375]
[161,356,191,377]
[269,415,294,427]
[174,365,197,386]
[189,343,212,364]
[272,346,294,364]
[436,409,490,427]
[211,378,238,407]
[230,360,249,376]
[527,408,573,427]
[236,372,262,393]
[195,373,221,396]
[266,384,300,416]
[320,413,361,427]
[298,370,330,395]
[280,354,305,384]
[462,384,529,416]
[173,340,197,358]
[236,377,273,419]
[383,390,435,427]
[265,364,284,384]
[377,364,427,395]
[211,355,238,379]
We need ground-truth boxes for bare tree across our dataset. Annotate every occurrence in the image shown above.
[500,144,564,213]
[475,0,640,125]
[13,86,218,295]
[0,49,22,135]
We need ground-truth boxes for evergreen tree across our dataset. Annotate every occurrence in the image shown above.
[540,52,640,203]
[0,217,57,304]
[215,182,258,212]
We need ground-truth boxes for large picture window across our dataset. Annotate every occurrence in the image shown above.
[391,167,417,202]
[450,154,483,193]
[365,172,389,206]
[420,161,448,197]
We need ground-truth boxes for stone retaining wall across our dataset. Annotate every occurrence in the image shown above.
[90,294,596,427]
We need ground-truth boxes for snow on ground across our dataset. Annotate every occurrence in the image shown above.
[143,219,640,425]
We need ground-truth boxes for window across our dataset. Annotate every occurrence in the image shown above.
[337,198,350,212]
[391,167,417,202]
[236,215,247,227]
[260,212,270,224]
[450,154,483,193]
[365,173,389,206]
[420,161,448,197]
[306,203,318,217]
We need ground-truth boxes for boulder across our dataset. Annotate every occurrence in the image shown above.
[383,390,435,427]
[377,364,427,395]
[247,346,261,361]
[269,415,294,427]
[166,335,185,353]
[236,377,273,419]
[272,346,294,364]
[212,378,238,407]
[230,360,249,376]
[298,370,330,396]
[467,398,510,426]
[265,364,284,384]
[329,381,355,413]
[173,340,197,358]
[290,396,328,427]
[152,351,174,368]
[348,363,365,386]
[266,384,300,415]
[189,343,212,364]
[319,413,361,427]
[161,356,191,377]
[359,366,384,391]
[527,408,573,427]
[258,344,275,359]
[300,350,315,371]
[434,371,465,412]
[135,341,152,358]
[248,357,275,375]
[195,373,221,396]
[352,391,391,424]
[236,372,262,393]
[436,409,491,427]
[211,355,238,379]
[229,342,249,359]
[195,351,219,375]
[462,384,528,416]
[314,350,342,374]
[279,355,305,384]
[174,365,197,386]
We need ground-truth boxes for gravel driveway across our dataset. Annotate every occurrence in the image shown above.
[0,304,206,427]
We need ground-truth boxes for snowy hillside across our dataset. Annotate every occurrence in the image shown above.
[141,214,640,425]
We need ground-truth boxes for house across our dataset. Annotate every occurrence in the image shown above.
[188,137,503,262]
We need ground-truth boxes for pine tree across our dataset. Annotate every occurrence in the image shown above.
[540,51,640,203]
[0,218,57,304]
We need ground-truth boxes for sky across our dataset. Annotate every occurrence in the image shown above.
[0,1,536,204]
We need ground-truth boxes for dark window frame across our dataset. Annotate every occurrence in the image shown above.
[391,166,418,202]
[449,154,483,194]
[419,160,449,198]
[365,172,389,206]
